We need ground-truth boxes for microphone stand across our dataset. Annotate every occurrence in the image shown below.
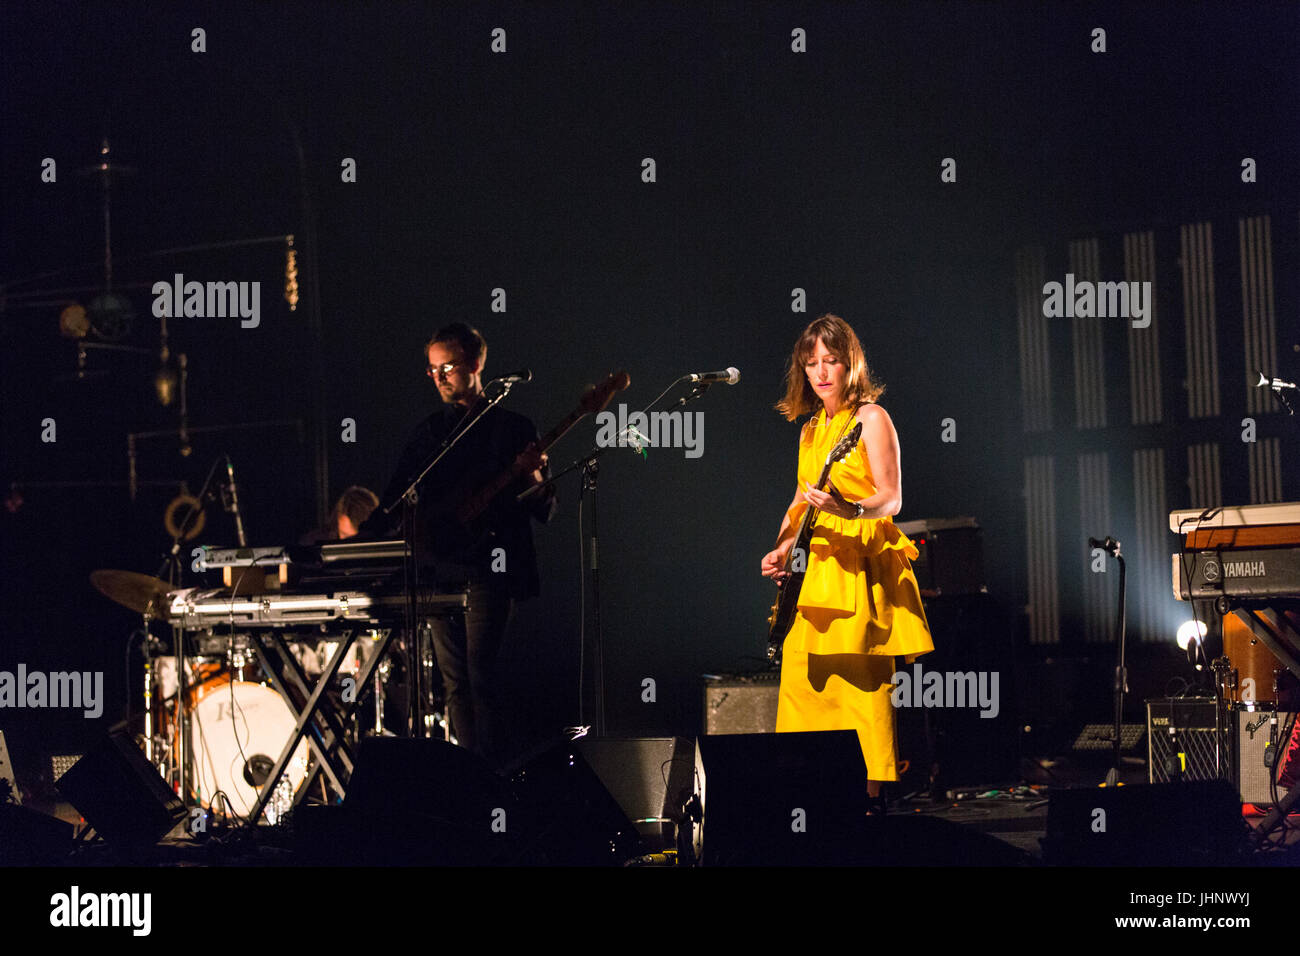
[1092,536,1129,787]
[385,380,517,738]
[153,455,223,803]
[519,444,610,732]
[522,378,715,733]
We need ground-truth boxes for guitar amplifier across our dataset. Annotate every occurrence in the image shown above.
[703,673,780,735]
[1237,709,1295,806]
[1147,698,1228,783]
[894,517,986,596]
[1147,699,1297,805]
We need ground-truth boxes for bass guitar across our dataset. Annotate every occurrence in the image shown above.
[419,371,631,556]
[456,370,630,527]
[765,421,862,661]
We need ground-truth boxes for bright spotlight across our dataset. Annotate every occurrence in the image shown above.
[1176,619,1207,651]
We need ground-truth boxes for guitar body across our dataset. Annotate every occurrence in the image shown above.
[767,568,807,651]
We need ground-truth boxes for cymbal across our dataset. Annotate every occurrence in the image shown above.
[90,569,171,615]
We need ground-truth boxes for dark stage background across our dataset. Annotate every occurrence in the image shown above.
[1,2,1297,774]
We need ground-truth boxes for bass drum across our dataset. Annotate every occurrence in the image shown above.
[1223,612,1300,708]
[190,680,310,822]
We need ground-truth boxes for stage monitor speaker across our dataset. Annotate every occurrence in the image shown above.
[509,735,645,865]
[694,730,867,865]
[347,736,511,819]
[576,736,694,850]
[55,728,186,846]
[333,736,518,865]
[703,672,779,735]
[859,813,1031,866]
[0,730,21,805]
[1042,780,1248,866]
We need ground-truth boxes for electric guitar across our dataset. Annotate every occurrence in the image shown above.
[765,421,862,661]
[428,371,631,553]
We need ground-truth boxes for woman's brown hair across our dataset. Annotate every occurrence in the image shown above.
[775,313,884,421]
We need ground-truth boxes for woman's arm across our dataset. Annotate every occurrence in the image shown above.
[761,488,805,581]
[801,404,902,519]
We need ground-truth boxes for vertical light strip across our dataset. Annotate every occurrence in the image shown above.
[1248,438,1282,503]
[1079,451,1112,644]
[1069,239,1106,429]
[1125,230,1162,425]
[1025,456,1060,645]
[1181,222,1221,419]
[1016,246,1052,431]
[1187,442,1222,509]
[1240,215,1278,417]
[1133,448,1168,643]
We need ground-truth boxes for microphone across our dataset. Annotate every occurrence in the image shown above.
[491,369,533,385]
[1089,535,1120,556]
[224,455,247,547]
[686,367,740,385]
[1256,371,1297,390]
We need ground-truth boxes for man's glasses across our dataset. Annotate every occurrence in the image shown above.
[426,362,460,378]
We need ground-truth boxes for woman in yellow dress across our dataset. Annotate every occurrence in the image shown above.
[760,314,933,812]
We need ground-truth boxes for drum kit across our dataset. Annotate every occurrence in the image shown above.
[90,568,391,823]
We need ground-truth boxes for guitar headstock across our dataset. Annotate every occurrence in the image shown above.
[825,421,862,466]
[580,371,632,416]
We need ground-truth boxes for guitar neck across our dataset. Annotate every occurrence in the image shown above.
[783,460,835,571]
[458,370,629,523]
[536,405,587,457]
[460,399,590,519]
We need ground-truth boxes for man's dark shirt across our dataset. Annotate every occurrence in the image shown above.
[363,400,556,600]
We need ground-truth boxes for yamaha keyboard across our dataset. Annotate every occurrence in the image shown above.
[1170,503,1300,601]
[166,587,467,628]
[193,538,410,570]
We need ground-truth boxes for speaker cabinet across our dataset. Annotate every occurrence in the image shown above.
[327,736,518,865]
[1146,698,1295,805]
[1147,698,1226,783]
[703,673,779,735]
[576,737,694,850]
[1236,709,1295,806]
[900,593,1018,789]
[509,735,645,865]
[1043,780,1248,866]
[694,731,867,865]
[55,728,186,846]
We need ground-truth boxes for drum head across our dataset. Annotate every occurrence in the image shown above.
[190,681,309,820]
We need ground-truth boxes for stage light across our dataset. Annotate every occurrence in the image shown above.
[1176,619,1207,651]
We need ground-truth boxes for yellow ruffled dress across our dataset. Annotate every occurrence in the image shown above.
[775,405,934,780]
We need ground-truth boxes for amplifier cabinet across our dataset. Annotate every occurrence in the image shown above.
[1147,698,1228,784]
[703,673,780,735]
[1146,698,1295,806]
[1236,709,1295,806]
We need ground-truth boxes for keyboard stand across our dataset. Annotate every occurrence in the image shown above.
[1232,605,1300,681]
